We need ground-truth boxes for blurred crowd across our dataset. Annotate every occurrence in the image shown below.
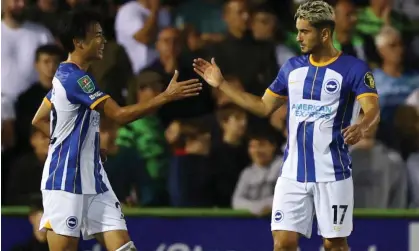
[2,0,419,216]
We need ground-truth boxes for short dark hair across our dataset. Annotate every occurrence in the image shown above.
[216,103,246,123]
[136,71,165,91]
[171,118,211,148]
[58,9,103,53]
[251,3,277,16]
[247,126,277,145]
[35,44,64,62]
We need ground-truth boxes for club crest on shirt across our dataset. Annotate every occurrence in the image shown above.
[324,79,341,94]
[364,72,376,90]
[77,75,95,94]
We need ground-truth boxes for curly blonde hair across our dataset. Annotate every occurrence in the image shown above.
[295,0,335,28]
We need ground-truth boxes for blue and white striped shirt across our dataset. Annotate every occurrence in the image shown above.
[41,62,111,194]
[266,53,378,182]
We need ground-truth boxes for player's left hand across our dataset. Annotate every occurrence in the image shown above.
[342,124,364,145]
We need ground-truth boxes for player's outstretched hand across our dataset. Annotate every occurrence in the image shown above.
[342,124,364,145]
[163,70,202,100]
[193,58,225,88]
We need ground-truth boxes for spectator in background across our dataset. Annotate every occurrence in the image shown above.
[211,75,244,107]
[394,105,419,159]
[351,114,407,209]
[1,95,17,200]
[168,119,213,207]
[393,106,419,207]
[210,104,250,207]
[146,27,188,77]
[407,149,419,208]
[100,118,145,206]
[208,0,278,95]
[5,128,49,205]
[393,0,419,21]
[199,75,245,147]
[232,131,282,216]
[26,0,61,37]
[357,0,411,36]
[14,44,63,155]
[115,0,171,74]
[65,0,90,10]
[333,0,367,61]
[1,0,54,107]
[10,195,49,251]
[145,27,214,126]
[356,0,418,68]
[116,71,170,206]
[405,113,419,207]
[1,96,16,151]
[174,0,226,43]
[250,4,296,67]
[373,26,419,148]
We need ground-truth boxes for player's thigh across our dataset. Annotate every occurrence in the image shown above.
[46,231,79,251]
[314,177,354,238]
[271,177,315,239]
[40,190,83,250]
[84,190,130,249]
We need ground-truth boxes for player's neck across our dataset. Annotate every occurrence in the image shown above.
[66,53,91,71]
[310,46,341,65]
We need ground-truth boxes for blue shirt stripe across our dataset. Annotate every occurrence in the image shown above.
[304,122,316,181]
[296,122,316,182]
[94,132,108,193]
[303,66,325,101]
[64,108,90,193]
[52,139,71,189]
[45,143,62,190]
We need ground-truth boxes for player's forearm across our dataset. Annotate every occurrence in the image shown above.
[359,107,380,136]
[219,80,270,117]
[111,93,170,125]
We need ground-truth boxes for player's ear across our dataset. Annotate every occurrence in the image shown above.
[321,28,330,42]
[73,38,83,49]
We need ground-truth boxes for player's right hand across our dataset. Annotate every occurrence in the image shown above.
[163,70,202,100]
[193,58,225,88]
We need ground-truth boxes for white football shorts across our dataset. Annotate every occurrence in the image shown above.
[271,176,353,238]
[39,189,127,240]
